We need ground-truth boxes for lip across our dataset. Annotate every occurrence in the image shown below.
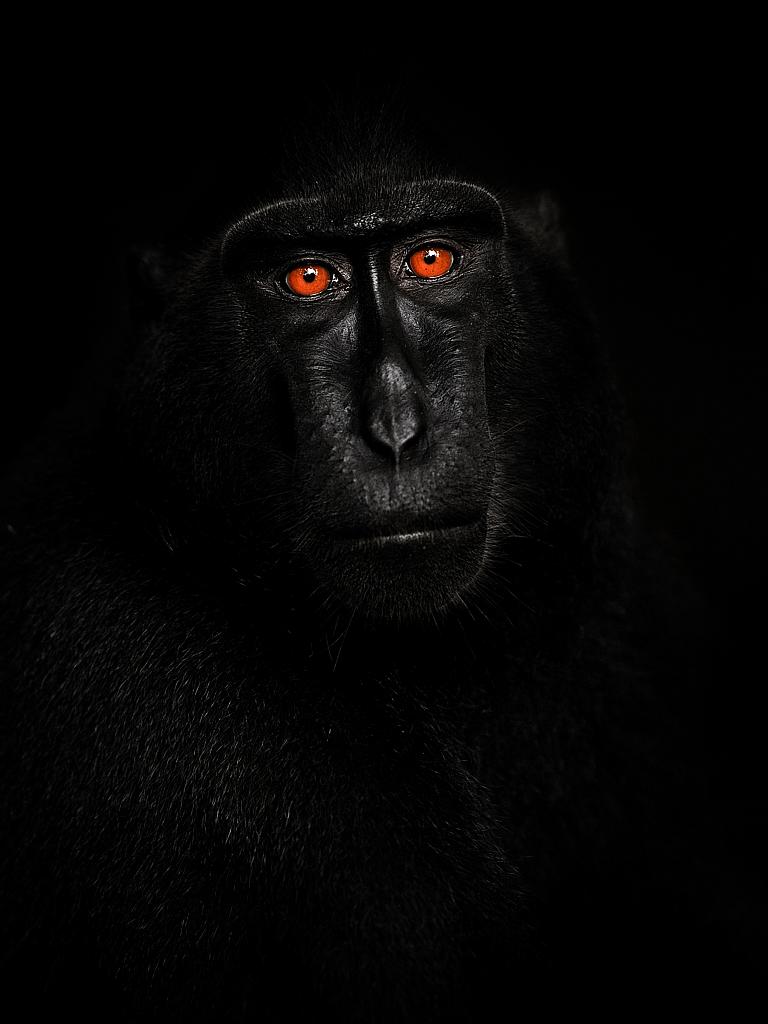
[335,518,485,551]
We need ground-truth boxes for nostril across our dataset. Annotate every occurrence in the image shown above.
[364,402,426,467]
[398,423,423,455]
[363,354,428,467]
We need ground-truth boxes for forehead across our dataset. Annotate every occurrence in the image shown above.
[222,179,506,248]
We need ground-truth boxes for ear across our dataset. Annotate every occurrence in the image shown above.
[508,189,569,265]
[532,189,569,262]
[126,246,179,325]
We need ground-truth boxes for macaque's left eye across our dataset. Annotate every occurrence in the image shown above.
[406,246,455,279]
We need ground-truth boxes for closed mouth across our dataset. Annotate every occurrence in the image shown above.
[336,517,485,551]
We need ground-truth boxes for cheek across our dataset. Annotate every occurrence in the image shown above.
[423,348,490,433]
[289,381,358,489]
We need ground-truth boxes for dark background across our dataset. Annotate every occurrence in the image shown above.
[4,60,765,956]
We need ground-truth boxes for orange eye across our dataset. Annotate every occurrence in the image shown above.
[407,245,454,279]
[285,263,332,297]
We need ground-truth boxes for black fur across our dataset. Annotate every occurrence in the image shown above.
[0,123,743,1020]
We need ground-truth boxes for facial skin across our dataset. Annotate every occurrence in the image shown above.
[216,181,510,620]
[127,173,608,625]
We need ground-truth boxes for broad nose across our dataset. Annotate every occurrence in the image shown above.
[363,356,427,467]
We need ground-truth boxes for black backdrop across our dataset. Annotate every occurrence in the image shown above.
[4,59,765,960]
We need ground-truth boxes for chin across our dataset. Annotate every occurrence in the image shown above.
[311,516,489,624]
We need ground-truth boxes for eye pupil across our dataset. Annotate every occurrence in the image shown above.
[423,249,438,264]
[303,268,317,282]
